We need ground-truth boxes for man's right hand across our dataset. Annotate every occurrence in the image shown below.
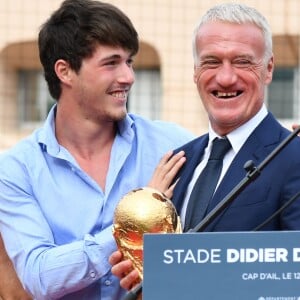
[109,250,140,291]
[147,150,186,199]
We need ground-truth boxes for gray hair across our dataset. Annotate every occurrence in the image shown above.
[192,3,273,65]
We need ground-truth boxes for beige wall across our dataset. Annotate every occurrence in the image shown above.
[0,0,300,151]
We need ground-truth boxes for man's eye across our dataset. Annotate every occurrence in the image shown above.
[105,61,117,66]
[200,60,220,68]
[127,58,134,66]
[234,60,252,67]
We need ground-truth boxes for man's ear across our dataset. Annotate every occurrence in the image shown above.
[193,65,201,84]
[193,65,198,84]
[265,55,274,85]
[54,59,73,85]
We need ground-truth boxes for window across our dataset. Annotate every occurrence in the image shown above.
[128,69,161,120]
[267,67,300,122]
[18,70,54,127]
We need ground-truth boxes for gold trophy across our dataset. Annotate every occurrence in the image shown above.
[112,187,182,280]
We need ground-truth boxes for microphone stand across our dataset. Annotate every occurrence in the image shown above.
[122,125,300,300]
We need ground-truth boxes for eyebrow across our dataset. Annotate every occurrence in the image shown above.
[100,54,122,61]
[100,53,134,63]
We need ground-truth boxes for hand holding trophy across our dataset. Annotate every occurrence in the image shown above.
[112,187,182,281]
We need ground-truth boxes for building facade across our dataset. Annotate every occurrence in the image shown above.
[0,0,299,151]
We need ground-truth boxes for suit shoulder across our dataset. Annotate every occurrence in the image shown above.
[174,134,208,153]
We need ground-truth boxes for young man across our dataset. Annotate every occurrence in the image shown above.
[0,0,193,299]
[110,2,300,293]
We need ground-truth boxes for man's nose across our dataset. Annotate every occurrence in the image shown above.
[117,63,135,85]
[215,62,238,86]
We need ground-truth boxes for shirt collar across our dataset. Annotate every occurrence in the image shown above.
[37,104,135,156]
[208,104,268,154]
[36,104,59,155]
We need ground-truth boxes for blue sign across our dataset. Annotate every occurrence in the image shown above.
[143,231,300,300]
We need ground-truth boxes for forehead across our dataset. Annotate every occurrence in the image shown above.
[196,21,265,58]
[93,44,132,57]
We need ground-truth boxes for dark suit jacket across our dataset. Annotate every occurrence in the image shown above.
[173,113,300,232]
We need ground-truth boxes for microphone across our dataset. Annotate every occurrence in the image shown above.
[122,125,300,300]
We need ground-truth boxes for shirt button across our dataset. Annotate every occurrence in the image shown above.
[90,271,96,278]
[104,280,111,286]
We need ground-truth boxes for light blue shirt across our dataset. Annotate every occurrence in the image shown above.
[0,106,194,300]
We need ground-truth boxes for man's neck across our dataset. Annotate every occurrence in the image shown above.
[55,107,117,160]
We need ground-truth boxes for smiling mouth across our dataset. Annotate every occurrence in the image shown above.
[213,91,243,98]
[110,91,128,99]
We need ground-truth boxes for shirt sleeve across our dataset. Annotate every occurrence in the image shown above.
[0,163,117,299]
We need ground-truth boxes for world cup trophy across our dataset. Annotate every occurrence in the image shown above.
[112,187,182,280]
